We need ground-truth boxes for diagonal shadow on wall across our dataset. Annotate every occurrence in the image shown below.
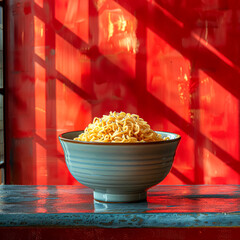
[115,0,240,99]
[114,0,240,182]
[33,0,240,184]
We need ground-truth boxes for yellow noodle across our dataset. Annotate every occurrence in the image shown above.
[74,111,165,143]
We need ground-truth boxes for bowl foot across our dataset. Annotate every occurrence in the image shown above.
[93,191,147,203]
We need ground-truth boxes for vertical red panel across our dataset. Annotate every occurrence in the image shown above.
[34,62,47,184]
[199,71,239,184]
[6,0,36,184]
[147,28,195,184]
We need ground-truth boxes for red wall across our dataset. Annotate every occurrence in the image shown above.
[5,0,240,184]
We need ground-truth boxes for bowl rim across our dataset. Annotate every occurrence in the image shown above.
[59,130,181,145]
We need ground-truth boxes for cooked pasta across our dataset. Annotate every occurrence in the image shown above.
[74,111,168,143]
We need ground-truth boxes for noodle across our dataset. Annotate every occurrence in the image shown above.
[74,111,169,143]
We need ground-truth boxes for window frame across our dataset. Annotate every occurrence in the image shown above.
[0,0,5,184]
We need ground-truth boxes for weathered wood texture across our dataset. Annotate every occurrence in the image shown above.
[0,185,240,239]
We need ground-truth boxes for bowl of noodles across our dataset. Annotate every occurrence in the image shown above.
[59,111,181,203]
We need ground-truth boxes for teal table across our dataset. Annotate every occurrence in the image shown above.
[0,185,240,239]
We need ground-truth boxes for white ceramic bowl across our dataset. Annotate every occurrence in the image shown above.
[59,131,181,203]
